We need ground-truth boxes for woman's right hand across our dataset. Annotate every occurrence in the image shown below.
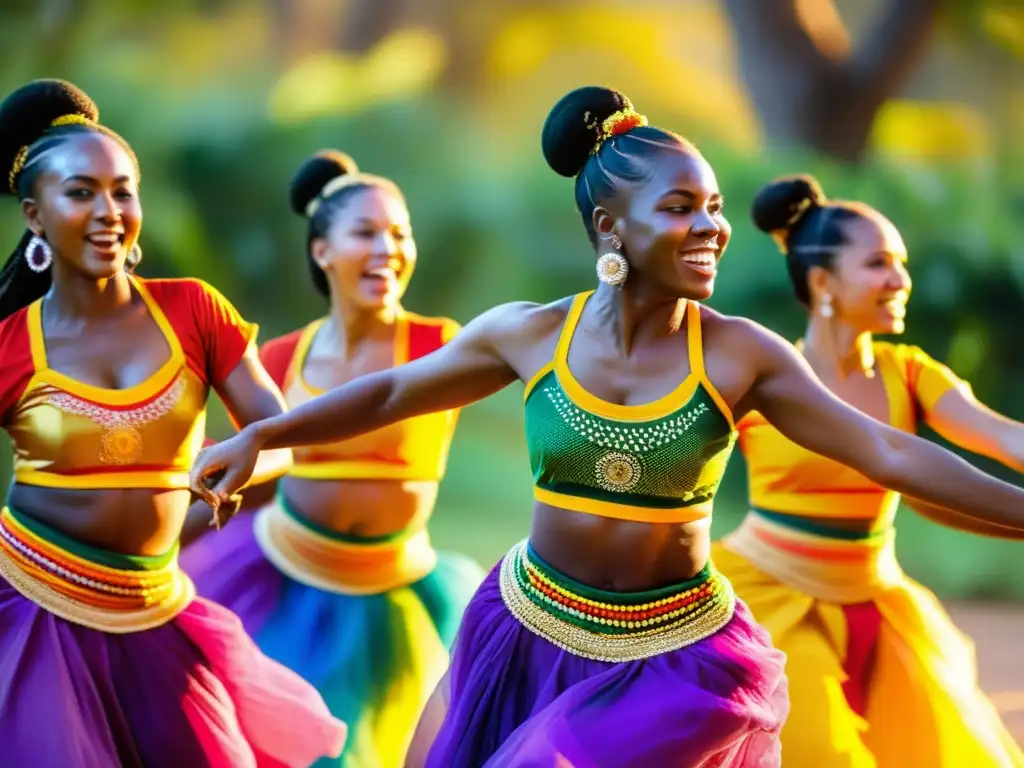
[189,427,264,512]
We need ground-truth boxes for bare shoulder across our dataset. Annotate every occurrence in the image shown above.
[697,304,786,363]
[468,298,573,347]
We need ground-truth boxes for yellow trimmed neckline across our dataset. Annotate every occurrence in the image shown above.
[553,291,701,422]
[26,275,184,406]
[294,312,410,396]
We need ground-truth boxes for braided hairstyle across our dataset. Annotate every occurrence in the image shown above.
[0,79,139,320]
[541,86,697,246]
[751,174,869,306]
[288,150,404,298]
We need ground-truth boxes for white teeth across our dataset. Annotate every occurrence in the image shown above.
[681,251,716,267]
[364,268,395,278]
[87,235,120,246]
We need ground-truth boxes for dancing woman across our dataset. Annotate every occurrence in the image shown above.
[182,151,482,767]
[190,86,1024,768]
[713,174,1024,767]
[0,80,345,766]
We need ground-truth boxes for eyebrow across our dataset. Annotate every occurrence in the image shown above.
[660,189,723,201]
[62,174,133,185]
[351,217,410,228]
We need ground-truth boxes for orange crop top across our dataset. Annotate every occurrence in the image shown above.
[0,276,257,490]
[260,312,460,482]
[739,341,971,527]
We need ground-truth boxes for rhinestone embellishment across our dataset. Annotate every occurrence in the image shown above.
[47,375,185,465]
[595,451,641,492]
[544,386,709,453]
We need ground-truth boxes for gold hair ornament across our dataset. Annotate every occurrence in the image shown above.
[8,113,96,193]
[305,173,374,218]
[589,107,648,154]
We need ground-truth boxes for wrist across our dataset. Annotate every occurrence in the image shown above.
[243,419,276,450]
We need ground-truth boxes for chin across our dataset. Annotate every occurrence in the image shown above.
[871,318,905,335]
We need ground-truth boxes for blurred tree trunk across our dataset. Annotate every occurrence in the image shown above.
[335,0,414,54]
[722,0,941,163]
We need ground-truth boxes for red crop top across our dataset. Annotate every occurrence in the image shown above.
[0,276,257,490]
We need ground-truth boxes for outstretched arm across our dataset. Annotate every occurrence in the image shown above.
[183,347,291,537]
[192,303,528,503]
[923,387,1024,474]
[741,325,1024,530]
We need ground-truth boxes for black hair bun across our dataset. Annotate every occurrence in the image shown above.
[288,150,360,216]
[751,174,827,235]
[0,79,98,196]
[542,86,633,178]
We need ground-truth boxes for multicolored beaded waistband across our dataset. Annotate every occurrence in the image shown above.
[499,539,735,662]
[0,507,194,632]
[253,497,438,595]
[721,510,903,603]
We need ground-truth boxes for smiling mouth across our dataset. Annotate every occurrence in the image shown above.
[85,233,124,252]
[880,299,907,319]
[679,248,718,277]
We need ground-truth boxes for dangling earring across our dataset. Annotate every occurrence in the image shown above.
[596,233,628,287]
[25,235,53,273]
[127,243,142,271]
[819,293,834,318]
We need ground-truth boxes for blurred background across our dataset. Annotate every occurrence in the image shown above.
[2,0,1023,725]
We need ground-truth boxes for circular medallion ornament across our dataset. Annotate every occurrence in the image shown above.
[595,451,641,492]
[102,425,143,465]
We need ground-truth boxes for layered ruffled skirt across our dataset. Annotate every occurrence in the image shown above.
[180,497,483,768]
[0,506,346,767]
[713,509,1024,767]
[409,539,789,767]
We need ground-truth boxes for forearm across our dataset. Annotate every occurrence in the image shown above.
[881,432,1024,530]
[905,498,1024,541]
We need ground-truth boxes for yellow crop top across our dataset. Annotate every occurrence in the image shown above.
[259,313,460,482]
[739,341,972,526]
[0,276,257,490]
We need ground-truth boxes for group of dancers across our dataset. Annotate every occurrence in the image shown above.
[0,77,1022,767]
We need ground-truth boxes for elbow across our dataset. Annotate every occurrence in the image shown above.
[861,431,913,490]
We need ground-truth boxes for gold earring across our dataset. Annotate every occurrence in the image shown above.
[596,233,628,287]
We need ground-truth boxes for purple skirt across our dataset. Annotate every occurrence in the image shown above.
[414,548,789,768]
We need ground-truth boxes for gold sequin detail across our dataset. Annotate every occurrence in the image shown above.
[595,451,641,492]
[499,540,735,662]
[47,375,185,465]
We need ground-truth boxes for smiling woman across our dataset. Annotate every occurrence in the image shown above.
[187,85,1024,768]
[713,174,1024,767]
[179,149,482,768]
[0,79,345,766]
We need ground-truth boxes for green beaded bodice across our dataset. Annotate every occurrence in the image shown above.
[523,292,736,523]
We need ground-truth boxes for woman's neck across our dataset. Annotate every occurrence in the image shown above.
[325,293,402,358]
[589,282,687,356]
[803,316,874,377]
[44,268,133,320]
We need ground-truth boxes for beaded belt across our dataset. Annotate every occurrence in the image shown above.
[253,497,438,595]
[0,507,194,633]
[499,539,735,662]
[721,510,903,603]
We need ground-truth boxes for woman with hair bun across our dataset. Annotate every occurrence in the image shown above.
[189,85,1024,768]
[713,174,1024,767]
[181,150,482,768]
[0,79,345,765]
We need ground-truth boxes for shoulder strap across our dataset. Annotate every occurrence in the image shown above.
[284,318,325,390]
[554,292,592,366]
[685,300,705,380]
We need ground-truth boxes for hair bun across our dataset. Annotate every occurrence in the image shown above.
[0,80,98,196]
[542,86,633,178]
[750,174,827,236]
[288,150,360,216]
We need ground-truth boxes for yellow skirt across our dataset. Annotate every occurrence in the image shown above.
[712,511,1023,768]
